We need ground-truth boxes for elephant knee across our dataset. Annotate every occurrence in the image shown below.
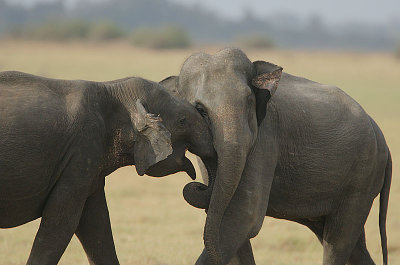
[242,193,265,238]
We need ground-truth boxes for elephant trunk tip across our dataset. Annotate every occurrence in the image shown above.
[183,182,211,209]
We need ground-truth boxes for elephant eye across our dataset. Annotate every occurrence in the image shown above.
[195,102,211,126]
[195,102,208,118]
[178,116,186,127]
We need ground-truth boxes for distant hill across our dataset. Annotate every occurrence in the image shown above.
[1,0,399,51]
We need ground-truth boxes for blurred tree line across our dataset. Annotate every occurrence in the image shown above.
[396,45,400,59]
[7,19,192,48]
[0,0,399,51]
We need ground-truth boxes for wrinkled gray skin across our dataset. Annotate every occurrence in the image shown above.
[161,48,392,265]
[0,71,215,265]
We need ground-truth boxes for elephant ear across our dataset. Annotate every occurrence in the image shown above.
[132,99,173,176]
[251,61,283,125]
[159,76,181,97]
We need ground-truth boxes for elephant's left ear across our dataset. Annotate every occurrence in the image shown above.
[133,99,173,175]
[252,61,283,98]
[251,61,283,125]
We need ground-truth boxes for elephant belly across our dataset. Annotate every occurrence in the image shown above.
[0,163,65,227]
[0,190,48,228]
[266,173,340,219]
[0,161,60,228]
[0,166,55,200]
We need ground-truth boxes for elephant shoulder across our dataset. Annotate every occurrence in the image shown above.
[275,72,361,112]
[272,72,373,138]
[0,71,41,83]
[276,72,334,96]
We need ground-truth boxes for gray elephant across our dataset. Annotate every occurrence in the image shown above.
[160,48,392,265]
[0,71,215,265]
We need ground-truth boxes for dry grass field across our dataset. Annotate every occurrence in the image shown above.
[0,41,399,265]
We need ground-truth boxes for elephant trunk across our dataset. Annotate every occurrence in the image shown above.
[183,142,247,265]
[183,157,217,209]
[204,142,248,265]
[184,103,255,264]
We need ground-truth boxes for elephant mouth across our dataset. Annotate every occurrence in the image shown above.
[145,147,197,180]
[183,157,217,210]
[181,153,197,180]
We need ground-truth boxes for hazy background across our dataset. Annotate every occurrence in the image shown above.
[0,1,399,264]
[1,0,400,51]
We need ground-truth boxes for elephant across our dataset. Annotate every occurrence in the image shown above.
[0,71,215,265]
[160,48,392,265]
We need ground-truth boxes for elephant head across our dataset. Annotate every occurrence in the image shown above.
[161,48,282,264]
[136,83,217,180]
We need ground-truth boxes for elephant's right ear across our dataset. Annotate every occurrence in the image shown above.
[132,99,173,175]
[251,61,283,125]
[159,76,179,96]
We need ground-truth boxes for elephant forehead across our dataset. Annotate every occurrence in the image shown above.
[182,48,253,77]
[214,47,253,66]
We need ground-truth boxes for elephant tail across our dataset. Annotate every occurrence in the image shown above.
[380,149,392,265]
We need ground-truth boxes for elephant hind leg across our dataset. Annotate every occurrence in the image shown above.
[347,229,375,265]
[322,195,375,265]
[297,218,375,265]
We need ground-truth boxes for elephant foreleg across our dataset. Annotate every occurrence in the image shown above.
[236,240,256,265]
[196,240,255,265]
[75,187,119,265]
[26,175,90,265]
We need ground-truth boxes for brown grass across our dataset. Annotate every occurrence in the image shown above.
[0,41,399,264]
